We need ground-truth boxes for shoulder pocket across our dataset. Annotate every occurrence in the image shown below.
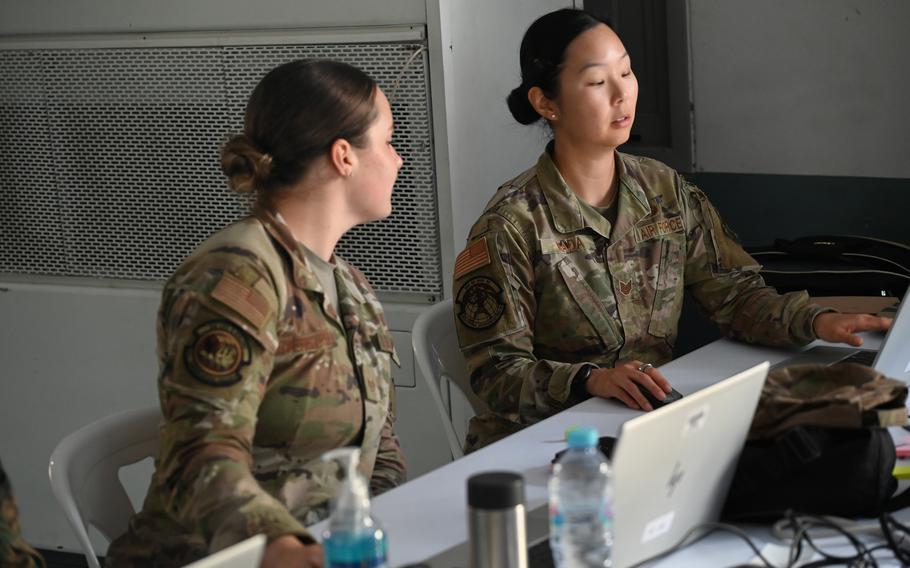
[357,328,397,404]
[555,258,622,350]
[375,331,400,367]
[453,232,525,349]
[648,237,685,338]
[689,186,757,273]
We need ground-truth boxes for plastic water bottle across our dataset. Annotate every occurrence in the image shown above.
[548,427,613,568]
[322,447,389,568]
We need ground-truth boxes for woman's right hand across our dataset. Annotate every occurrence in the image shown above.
[262,535,324,568]
[584,360,672,411]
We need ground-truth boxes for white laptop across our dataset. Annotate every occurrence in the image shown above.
[607,361,768,568]
[773,289,910,382]
[183,534,266,568]
[520,363,769,568]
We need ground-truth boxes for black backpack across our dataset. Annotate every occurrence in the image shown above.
[745,235,910,299]
[722,364,910,521]
[722,425,904,521]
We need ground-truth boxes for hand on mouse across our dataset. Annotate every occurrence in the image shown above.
[584,359,672,411]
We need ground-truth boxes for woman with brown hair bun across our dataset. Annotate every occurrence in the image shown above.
[107,59,406,568]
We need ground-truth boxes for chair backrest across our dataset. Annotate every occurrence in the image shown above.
[412,299,489,459]
[48,405,161,568]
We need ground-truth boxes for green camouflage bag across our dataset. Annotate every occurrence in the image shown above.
[723,363,909,520]
[750,363,908,439]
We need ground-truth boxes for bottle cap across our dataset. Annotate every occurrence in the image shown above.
[467,471,525,510]
[566,427,598,449]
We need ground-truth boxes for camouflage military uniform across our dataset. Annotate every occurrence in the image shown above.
[106,207,406,566]
[453,150,830,452]
[0,460,45,568]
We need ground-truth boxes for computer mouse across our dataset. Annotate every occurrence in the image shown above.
[552,436,618,463]
[635,383,684,409]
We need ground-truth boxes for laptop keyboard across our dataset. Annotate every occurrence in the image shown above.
[528,539,555,568]
[841,349,877,366]
[770,346,879,372]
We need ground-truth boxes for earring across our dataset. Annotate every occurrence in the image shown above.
[551,114,557,119]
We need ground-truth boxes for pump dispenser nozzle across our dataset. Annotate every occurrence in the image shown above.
[321,448,388,568]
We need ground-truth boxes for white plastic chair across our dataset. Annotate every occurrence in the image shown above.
[48,405,162,568]
[412,299,490,459]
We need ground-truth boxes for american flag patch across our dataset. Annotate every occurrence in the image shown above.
[454,237,492,280]
[211,273,270,329]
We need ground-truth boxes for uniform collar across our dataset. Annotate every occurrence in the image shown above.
[334,261,365,304]
[254,205,322,292]
[254,205,366,306]
[536,148,651,240]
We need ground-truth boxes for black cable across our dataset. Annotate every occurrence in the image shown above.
[865,542,905,564]
[626,513,910,568]
[771,511,865,568]
[790,513,874,568]
[878,513,910,565]
[625,521,776,568]
[885,513,910,535]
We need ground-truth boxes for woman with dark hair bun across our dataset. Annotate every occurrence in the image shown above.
[453,8,891,452]
[107,59,405,567]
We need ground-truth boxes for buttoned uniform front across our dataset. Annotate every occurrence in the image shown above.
[106,207,405,566]
[453,150,830,452]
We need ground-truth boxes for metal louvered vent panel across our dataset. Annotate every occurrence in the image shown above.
[0,36,441,301]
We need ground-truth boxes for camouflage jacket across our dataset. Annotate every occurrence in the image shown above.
[0,460,45,568]
[453,150,828,452]
[107,207,406,566]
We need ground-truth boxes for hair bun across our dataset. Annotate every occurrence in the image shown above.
[220,135,272,195]
[506,83,541,125]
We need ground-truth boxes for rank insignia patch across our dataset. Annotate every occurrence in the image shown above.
[619,279,632,296]
[184,320,251,386]
[456,276,506,330]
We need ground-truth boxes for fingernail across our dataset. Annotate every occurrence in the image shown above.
[644,404,653,411]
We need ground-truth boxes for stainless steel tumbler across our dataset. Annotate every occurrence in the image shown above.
[467,471,528,568]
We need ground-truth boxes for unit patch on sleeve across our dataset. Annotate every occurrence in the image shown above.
[184,320,251,386]
[455,276,506,329]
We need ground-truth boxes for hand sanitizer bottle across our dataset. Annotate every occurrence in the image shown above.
[321,447,389,568]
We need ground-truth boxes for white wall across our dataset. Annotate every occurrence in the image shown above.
[689,0,910,178]
[0,284,161,550]
[431,0,576,266]
[0,0,425,34]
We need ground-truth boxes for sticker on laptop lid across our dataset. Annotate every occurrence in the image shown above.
[641,511,675,544]
[682,405,709,437]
